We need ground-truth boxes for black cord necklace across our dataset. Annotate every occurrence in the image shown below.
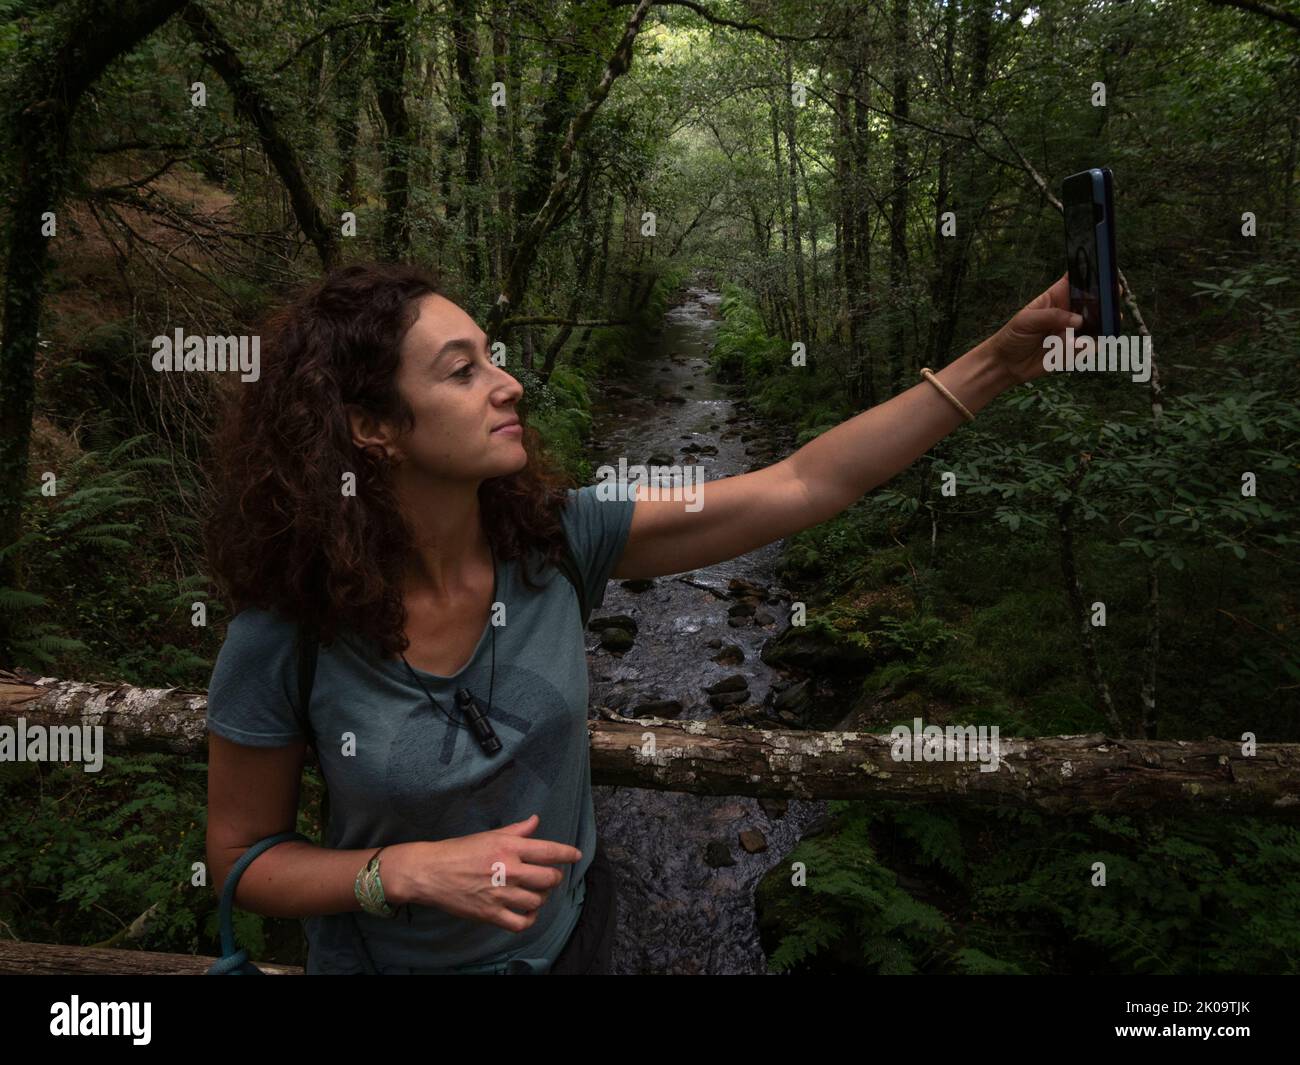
[399,539,501,756]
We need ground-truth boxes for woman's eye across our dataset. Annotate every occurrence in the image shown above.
[453,363,473,378]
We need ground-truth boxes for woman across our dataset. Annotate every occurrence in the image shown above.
[203,260,1080,975]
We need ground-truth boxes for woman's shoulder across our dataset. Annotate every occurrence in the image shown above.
[206,606,305,746]
[224,604,299,638]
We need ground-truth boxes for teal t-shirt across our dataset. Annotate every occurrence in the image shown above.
[205,485,636,974]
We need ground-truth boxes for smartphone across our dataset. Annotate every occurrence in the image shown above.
[1062,167,1120,336]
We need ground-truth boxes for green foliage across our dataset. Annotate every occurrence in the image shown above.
[766,802,1300,975]
[766,803,951,974]
[0,751,326,964]
[0,431,218,685]
[0,754,210,952]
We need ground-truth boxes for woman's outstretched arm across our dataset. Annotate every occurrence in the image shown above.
[610,274,1080,581]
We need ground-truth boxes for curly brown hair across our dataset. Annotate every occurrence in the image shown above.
[201,261,574,659]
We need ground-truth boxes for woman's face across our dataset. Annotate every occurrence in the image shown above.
[359,292,527,482]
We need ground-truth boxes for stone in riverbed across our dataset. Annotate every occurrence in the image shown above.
[710,643,744,665]
[598,627,634,651]
[588,614,637,636]
[630,698,684,718]
[704,674,748,695]
[708,689,749,710]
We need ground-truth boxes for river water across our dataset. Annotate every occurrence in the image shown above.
[585,278,829,974]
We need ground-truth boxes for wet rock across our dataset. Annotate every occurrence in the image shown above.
[588,614,638,636]
[727,577,768,599]
[800,813,834,839]
[738,830,768,854]
[726,615,753,628]
[704,637,722,649]
[727,601,755,618]
[693,444,717,455]
[599,627,634,652]
[619,578,655,593]
[647,451,675,466]
[760,624,877,673]
[772,678,814,719]
[704,674,748,695]
[710,643,744,666]
[704,841,736,868]
[708,689,749,710]
[631,698,684,718]
[754,610,776,626]
[758,797,789,819]
[718,703,770,726]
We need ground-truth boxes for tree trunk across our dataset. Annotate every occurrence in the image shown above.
[798,149,819,345]
[887,0,911,395]
[4,671,1298,815]
[373,0,413,260]
[928,0,993,369]
[0,0,190,662]
[330,25,364,211]
[489,0,514,282]
[783,52,809,344]
[451,0,484,285]
[851,38,875,408]
[1056,458,1125,736]
[487,0,656,340]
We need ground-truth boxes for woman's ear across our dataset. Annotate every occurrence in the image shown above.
[346,403,398,462]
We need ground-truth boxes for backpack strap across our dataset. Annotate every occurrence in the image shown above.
[294,624,320,755]
[555,529,592,629]
[293,620,330,840]
[294,619,377,973]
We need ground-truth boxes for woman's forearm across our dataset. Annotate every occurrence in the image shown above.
[786,338,1016,511]
[212,840,417,919]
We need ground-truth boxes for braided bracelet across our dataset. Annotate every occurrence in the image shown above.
[355,846,397,918]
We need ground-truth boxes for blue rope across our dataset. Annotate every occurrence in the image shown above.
[207,830,312,975]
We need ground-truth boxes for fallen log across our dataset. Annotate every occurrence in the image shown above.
[0,940,300,975]
[2,670,1298,816]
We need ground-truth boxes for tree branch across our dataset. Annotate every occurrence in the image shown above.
[1205,0,1300,32]
[180,2,338,268]
[4,671,1299,816]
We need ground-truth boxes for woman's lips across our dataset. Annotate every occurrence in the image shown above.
[491,423,522,436]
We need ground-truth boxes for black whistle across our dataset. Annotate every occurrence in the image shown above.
[456,687,502,755]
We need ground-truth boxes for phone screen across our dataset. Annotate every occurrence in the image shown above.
[1065,198,1102,336]
[1063,168,1119,336]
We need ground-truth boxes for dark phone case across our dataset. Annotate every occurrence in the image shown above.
[1063,167,1120,336]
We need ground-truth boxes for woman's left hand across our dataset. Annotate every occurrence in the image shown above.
[986,272,1084,385]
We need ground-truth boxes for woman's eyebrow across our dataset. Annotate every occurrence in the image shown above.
[431,337,483,366]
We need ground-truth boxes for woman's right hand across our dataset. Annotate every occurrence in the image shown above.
[379,814,582,933]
